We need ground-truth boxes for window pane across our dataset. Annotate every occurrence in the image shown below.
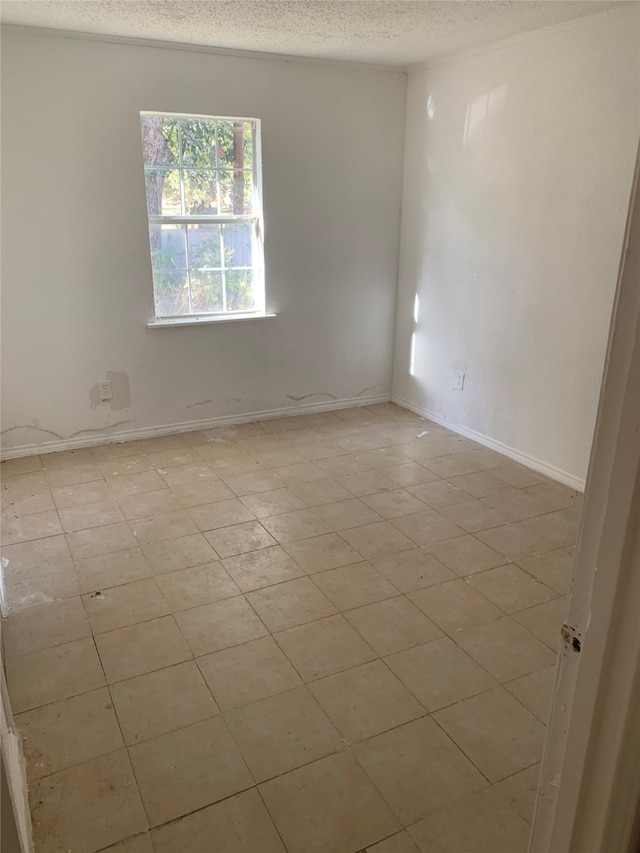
[145,170,182,216]
[180,119,216,167]
[226,270,256,312]
[187,224,221,269]
[149,224,187,271]
[140,115,178,168]
[184,169,218,215]
[190,270,224,313]
[219,171,253,216]
[223,224,253,269]
[153,269,189,317]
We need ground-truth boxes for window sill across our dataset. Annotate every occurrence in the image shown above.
[147,313,276,329]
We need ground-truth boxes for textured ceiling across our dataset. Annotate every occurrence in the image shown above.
[0,0,626,66]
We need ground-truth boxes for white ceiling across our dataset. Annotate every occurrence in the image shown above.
[0,0,626,67]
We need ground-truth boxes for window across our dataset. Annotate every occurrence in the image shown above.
[140,112,264,322]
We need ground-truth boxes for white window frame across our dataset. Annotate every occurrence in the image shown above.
[141,111,269,327]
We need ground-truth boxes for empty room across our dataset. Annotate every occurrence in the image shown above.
[1,1,639,852]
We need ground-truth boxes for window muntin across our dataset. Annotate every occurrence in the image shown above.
[140,113,263,320]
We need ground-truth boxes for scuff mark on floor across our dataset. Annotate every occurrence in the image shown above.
[286,392,338,402]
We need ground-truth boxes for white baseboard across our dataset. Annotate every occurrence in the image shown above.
[0,394,390,460]
[392,394,586,492]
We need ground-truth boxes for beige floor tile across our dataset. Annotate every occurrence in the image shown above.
[288,477,354,506]
[157,461,221,487]
[155,561,240,610]
[408,580,503,634]
[408,788,531,853]
[147,448,200,469]
[313,562,398,611]
[392,511,465,548]
[175,596,268,656]
[360,489,429,520]
[66,521,138,560]
[513,598,567,652]
[446,471,512,499]
[151,789,286,853]
[1,456,43,476]
[523,510,578,547]
[433,687,546,782]
[340,521,416,559]
[3,596,90,659]
[275,614,376,681]
[107,471,167,500]
[118,489,181,520]
[371,549,455,593]
[239,486,306,518]
[428,535,508,576]
[481,488,549,522]
[96,615,191,683]
[16,687,123,780]
[267,461,328,485]
[345,596,442,656]
[1,509,63,545]
[247,576,336,632]
[506,665,555,723]
[226,685,342,781]
[129,716,252,827]
[222,469,284,495]
[284,532,362,572]
[252,447,306,468]
[516,548,574,595]
[366,831,421,852]
[354,717,487,824]
[295,441,346,462]
[130,509,198,544]
[491,464,549,489]
[310,660,425,742]
[307,453,371,478]
[475,523,555,561]
[468,564,557,613]
[29,749,147,853]
[198,635,301,710]
[82,578,170,633]
[259,752,400,853]
[406,480,471,508]
[314,497,383,530]
[2,471,49,501]
[455,616,556,682]
[355,447,414,469]
[7,637,105,712]
[261,509,332,543]
[46,463,103,488]
[170,477,237,508]
[52,480,112,508]
[523,482,583,512]
[223,545,304,591]
[102,831,154,852]
[339,470,397,497]
[491,764,540,824]
[187,497,255,531]
[110,660,218,745]
[3,549,80,612]
[2,488,54,519]
[75,548,153,593]
[142,532,217,575]
[99,456,154,478]
[58,498,124,532]
[386,637,496,711]
[384,463,440,488]
[205,520,276,558]
[436,499,509,533]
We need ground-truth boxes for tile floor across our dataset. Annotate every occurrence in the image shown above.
[0,403,581,853]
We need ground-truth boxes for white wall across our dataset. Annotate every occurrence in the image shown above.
[0,29,406,453]
[393,7,640,485]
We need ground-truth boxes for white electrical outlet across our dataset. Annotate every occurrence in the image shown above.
[98,381,112,402]
[456,372,466,391]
